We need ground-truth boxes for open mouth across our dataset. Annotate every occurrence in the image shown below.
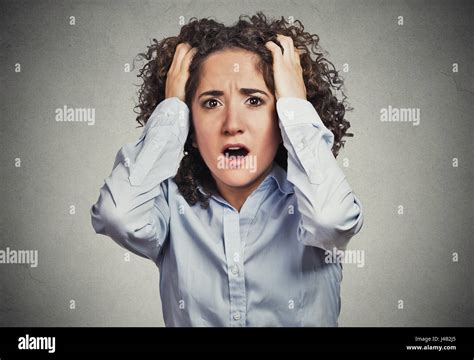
[222,144,250,158]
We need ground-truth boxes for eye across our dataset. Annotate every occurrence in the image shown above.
[202,98,221,109]
[246,96,265,107]
[201,96,265,109]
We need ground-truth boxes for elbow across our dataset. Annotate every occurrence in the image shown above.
[317,198,364,250]
[90,202,106,235]
[299,197,364,252]
[322,203,364,237]
[90,189,131,243]
[90,195,162,262]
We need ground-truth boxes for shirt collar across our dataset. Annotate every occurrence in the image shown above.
[197,161,294,198]
[265,161,294,195]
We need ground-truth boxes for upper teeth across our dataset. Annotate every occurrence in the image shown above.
[228,147,241,150]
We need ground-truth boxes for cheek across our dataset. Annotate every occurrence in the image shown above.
[191,111,204,136]
[256,117,281,151]
[192,116,218,151]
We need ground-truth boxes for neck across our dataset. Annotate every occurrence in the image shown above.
[214,163,274,212]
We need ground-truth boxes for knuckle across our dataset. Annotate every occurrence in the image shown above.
[176,43,187,51]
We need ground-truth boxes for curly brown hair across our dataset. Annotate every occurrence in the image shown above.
[133,12,353,209]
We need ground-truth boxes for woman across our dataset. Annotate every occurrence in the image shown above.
[90,12,364,326]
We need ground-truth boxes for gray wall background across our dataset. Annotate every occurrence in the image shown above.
[1,0,472,326]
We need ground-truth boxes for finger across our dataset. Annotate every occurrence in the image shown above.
[276,34,295,61]
[180,47,198,73]
[176,43,193,66]
[280,35,301,66]
[265,41,283,62]
[185,47,198,60]
[170,42,192,71]
[294,48,302,66]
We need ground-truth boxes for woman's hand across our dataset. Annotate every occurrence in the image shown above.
[265,34,307,101]
[165,42,198,102]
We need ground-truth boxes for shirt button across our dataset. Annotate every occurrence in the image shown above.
[298,140,305,150]
[233,312,241,321]
[231,265,239,275]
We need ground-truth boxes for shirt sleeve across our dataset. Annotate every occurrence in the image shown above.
[90,97,190,263]
[276,97,364,252]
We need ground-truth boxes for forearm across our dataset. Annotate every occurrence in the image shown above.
[90,97,189,260]
[277,97,364,251]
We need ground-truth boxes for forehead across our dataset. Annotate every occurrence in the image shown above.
[198,48,265,86]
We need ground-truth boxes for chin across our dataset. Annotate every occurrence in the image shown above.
[213,168,265,188]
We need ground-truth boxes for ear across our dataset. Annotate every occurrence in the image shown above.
[191,133,198,148]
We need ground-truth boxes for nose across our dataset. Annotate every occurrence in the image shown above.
[222,101,245,136]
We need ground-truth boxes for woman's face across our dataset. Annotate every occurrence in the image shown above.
[191,48,282,191]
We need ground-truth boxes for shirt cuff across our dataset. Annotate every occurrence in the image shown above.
[277,97,326,128]
[137,97,190,145]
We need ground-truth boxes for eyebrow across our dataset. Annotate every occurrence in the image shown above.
[198,88,269,99]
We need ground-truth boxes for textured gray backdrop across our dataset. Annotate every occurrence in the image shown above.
[1,0,472,326]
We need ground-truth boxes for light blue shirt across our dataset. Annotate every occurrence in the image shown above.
[90,96,364,326]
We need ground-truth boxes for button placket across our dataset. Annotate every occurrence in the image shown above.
[223,209,246,326]
[231,264,239,275]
